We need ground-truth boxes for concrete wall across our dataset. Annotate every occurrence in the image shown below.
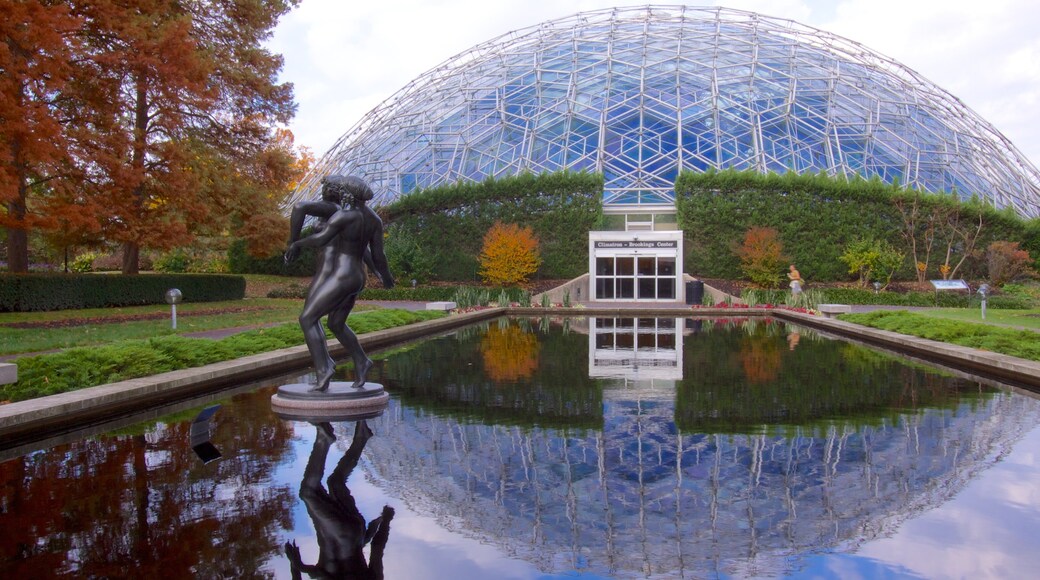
[532,274,590,305]
[533,274,740,305]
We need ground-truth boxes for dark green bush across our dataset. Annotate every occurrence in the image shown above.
[227,237,317,276]
[382,170,603,281]
[266,283,526,303]
[0,273,246,312]
[154,249,191,273]
[819,288,1031,309]
[359,286,460,301]
[675,168,1034,282]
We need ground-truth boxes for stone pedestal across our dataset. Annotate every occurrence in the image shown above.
[271,382,389,421]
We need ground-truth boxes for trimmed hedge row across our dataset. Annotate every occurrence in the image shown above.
[0,274,246,312]
[676,168,1035,282]
[266,283,527,303]
[381,170,603,281]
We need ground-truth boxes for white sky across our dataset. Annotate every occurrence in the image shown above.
[269,0,1040,168]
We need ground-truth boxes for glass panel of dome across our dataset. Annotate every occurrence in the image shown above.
[294,7,1040,218]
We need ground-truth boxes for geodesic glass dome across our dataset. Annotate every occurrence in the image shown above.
[292,5,1040,218]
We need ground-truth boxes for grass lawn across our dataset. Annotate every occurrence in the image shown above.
[0,298,316,356]
[912,307,1040,332]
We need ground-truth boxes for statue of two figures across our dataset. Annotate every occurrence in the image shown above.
[284,175,394,393]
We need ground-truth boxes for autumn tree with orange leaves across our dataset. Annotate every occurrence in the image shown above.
[1,0,301,273]
[479,222,542,286]
[0,1,103,272]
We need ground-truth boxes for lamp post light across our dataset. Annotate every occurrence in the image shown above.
[873,281,881,295]
[977,284,989,320]
[165,288,183,329]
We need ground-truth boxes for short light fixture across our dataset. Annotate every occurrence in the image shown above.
[165,288,183,329]
[977,284,990,319]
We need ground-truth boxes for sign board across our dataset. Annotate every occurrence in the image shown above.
[929,279,969,291]
[594,240,678,249]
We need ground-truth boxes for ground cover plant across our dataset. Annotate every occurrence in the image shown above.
[838,310,1040,362]
[2,309,446,403]
[913,308,1040,332]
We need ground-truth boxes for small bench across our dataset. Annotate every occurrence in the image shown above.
[426,301,457,311]
[818,304,852,318]
[0,363,16,385]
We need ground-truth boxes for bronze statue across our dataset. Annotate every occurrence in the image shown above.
[285,421,394,579]
[285,175,394,392]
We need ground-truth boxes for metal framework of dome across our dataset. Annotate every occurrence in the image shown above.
[292,5,1040,218]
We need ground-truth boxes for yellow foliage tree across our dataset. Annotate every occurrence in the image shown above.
[479,222,541,285]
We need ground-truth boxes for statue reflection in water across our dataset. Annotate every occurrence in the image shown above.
[285,421,394,579]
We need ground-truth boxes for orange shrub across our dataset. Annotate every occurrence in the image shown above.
[735,226,789,288]
[987,241,1036,286]
[478,222,541,285]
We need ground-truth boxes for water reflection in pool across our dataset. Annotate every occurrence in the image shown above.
[1,316,1038,578]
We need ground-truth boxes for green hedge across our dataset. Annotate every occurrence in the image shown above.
[819,288,1031,309]
[675,168,1034,282]
[0,274,246,312]
[267,283,527,303]
[382,170,603,281]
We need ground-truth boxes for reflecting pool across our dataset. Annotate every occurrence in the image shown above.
[2,316,1039,578]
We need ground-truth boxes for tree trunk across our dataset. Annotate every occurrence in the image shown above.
[121,73,149,276]
[122,241,140,274]
[6,132,30,273]
[5,222,28,273]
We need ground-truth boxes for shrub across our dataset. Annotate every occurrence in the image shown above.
[228,237,317,276]
[267,282,309,299]
[735,226,788,288]
[154,250,191,273]
[478,222,542,286]
[70,252,99,273]
[987,241,1036,286]
[384,227,436,285]
[840,238,904,288]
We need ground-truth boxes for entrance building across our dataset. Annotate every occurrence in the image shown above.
[588,208,683,302]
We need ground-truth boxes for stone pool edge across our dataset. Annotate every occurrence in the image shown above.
[770,309,1040,390]
[3,306,1038,445]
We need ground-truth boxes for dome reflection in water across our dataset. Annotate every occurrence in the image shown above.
[1,316,1038,578]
